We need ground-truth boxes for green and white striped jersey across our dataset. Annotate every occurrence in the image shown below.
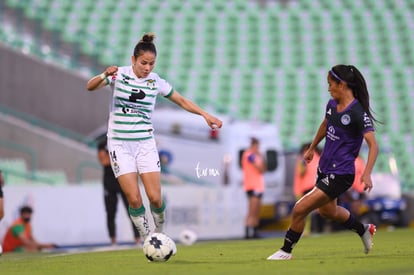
[106,66,173,141]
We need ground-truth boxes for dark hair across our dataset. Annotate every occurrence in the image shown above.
[20,206,33,214]
[133,33,157,58]
[250,137,259,145]
[329,64,378,125]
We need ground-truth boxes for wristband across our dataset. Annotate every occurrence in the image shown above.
[99,73,106,80]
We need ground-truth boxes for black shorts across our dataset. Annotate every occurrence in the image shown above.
[0,184,3,198]
[246,190,263,199]
[315,171,354,199]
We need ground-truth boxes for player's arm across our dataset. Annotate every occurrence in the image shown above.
[167,90,223,129]
[304,118,327,163]
[361,131,378,192]
[16,231,39,251]
[247,153,266,173]
[86,66,118,91]
[21,233,57,251]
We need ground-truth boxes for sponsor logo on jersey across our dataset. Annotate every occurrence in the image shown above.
[327,125,340,141]
[363,113,373,128]
[327,108,332,115]
[129,89,146,101]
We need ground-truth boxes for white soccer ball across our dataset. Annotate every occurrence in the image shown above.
[179,229,197,246]
[143,233,177,262]
[0,244,2,255]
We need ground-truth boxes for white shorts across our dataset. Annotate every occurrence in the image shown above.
[107,137,160,177]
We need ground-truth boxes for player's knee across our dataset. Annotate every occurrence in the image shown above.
[292,203,309,219]
[318,208,335,219]
[148,196,162,208]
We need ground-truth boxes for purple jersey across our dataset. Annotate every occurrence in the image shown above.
[319,99,374,175]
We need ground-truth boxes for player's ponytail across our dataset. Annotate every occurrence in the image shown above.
[133,33,157,57]
[329,64,379,126]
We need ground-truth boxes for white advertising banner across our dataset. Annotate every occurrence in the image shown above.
[0,184,247,246]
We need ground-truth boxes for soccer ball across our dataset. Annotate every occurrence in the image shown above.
[179,229,197,246]
[0,244,2,256]
[143,233,177,262]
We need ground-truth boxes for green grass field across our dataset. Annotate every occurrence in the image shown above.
[1,228,413,275]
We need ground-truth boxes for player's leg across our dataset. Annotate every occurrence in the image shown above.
[245,192,261,239]
[319,200,375,253]
[319,174,375,253]
[104,189,118,245]
[251,194,262,238]
[140,171,165,233]
[267,188,331,260]
[120,190,141,244]
[245,191,254,239]
[0,197,4,221]
[0,183,4,220]
[137,138,165,233]
[107,140,151,240]
[117,172,150,240]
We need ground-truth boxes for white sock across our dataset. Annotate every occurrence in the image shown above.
[130,214,150,240]
[151,211,165,233]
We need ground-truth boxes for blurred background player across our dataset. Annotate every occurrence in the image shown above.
[242,137,266,239]
[1,206,57,253]
[293,143,323,235]
[0,170,4,221]
[86,33,222,240]
[0,170,4,254]
[338,154,366,218]
[97,138,141,246]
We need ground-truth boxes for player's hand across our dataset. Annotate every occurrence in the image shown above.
[104,66,118,76]
[205,114,223,130]
[303,149,314,163]
[361,173,373,192]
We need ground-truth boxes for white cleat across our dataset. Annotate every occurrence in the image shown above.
[361,224,376,254]
[267,249,293,260]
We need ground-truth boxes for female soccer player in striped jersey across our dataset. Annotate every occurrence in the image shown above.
[86,33,222,241]
[267,65,379,260]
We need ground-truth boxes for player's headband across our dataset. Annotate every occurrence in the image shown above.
[329,69,355,86]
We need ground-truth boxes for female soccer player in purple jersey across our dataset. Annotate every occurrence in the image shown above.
[268,65,379,260]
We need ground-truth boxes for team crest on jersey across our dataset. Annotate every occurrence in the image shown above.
[146,79,156,89]
[341,114,351,125]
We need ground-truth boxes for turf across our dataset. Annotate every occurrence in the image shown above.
[1,228,413,275]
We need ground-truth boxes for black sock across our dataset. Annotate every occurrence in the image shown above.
[341,214,365,236]
[245,226,254,239]
[253,227,259,238]
[281,228,302,253]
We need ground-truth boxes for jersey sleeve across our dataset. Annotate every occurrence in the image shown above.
[11,224,25,237]
[156,75,174,97]
[355,111,374,133]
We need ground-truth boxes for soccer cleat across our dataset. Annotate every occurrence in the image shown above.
[266,249,293,260]
[361,224,376,254]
